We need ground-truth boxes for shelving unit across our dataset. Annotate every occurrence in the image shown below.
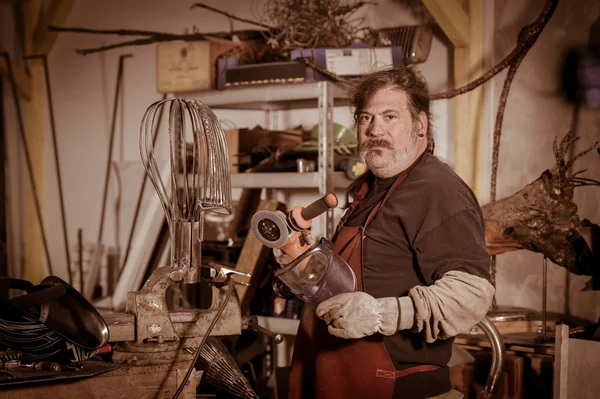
[192,81,352,237]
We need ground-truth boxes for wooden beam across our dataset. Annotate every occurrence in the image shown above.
[469,0,485,199]
[452,0,484,198]
[421,0,470,47]
[23,0,46,283]
[234,200,284,314]
[0,49,32,100]
[33,0,75,55]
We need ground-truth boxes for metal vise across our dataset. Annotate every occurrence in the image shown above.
[110,263,250,366]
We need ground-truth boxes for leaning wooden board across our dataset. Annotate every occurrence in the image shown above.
[235,199,284,314]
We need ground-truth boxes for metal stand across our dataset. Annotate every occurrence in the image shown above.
[540,255,548,338]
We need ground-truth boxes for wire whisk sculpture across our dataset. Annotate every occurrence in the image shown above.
[139,98,232,284]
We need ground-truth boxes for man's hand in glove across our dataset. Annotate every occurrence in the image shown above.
[316,292,400,339]
[272,230,317,266]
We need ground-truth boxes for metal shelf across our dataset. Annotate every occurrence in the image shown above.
[191,81,351,110]
[188,80,346,237]
[182,172,352,189]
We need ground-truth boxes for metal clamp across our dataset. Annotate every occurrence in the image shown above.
[202,262,251,286]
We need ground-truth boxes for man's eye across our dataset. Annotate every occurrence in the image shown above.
[385,115,396,120]
[358,115,371,122]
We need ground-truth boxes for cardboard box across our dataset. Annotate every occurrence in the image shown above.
[290,46,404,80]
[216,57,318,89]
[157,38,241,93]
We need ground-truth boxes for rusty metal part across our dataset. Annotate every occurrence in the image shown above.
[243,315,284,344]
[203,262,251,286]
[112,266,242,346]
[0,348,23,362]
[20,361,62,373]
[189,337,259,399]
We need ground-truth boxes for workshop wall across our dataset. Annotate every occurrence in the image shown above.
[0,1,453,284]
[492,0,600,322]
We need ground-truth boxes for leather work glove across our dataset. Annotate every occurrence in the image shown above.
[315,292,400,339]
[272,230,317,266]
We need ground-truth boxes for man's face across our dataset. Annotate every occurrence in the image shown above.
[356,86,426,178]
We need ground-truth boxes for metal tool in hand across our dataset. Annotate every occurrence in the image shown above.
[251,192,338,259]
[251,193,358,307]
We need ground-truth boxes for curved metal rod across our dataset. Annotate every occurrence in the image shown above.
[477,317,505,398]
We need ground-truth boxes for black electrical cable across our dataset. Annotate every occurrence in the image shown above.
[172,279,234,399]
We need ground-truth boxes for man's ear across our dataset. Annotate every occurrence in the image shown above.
[417,111,428,137]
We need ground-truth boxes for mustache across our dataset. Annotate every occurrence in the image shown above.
[361,139,393,151]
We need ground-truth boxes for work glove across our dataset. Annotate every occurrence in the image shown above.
[315,291,399,339]
[272,230,317,266]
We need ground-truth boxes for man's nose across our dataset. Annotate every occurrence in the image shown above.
[367,116,384,137]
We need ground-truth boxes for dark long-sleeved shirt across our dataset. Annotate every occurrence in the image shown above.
[344,152,493,398]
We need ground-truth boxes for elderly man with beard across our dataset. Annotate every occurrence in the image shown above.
[283,67,494,399]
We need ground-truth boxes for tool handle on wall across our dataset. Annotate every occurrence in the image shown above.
[289,193,338,230]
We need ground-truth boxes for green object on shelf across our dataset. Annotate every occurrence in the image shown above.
[310,122,357,146]
[293,122,357,153]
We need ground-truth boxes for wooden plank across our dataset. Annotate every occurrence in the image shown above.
[453,46,473,186]
[234,199,283,314]
[469,0,485,199]
[450,0,484,197]
[553,324,569,399]
[421,0,470,47]
[526,353,554,399]
[23,0,46,283]
[0,48,32,100]
[0,78,7,276]
[33,0,75,55]
[504,354,524,399]
[228,188,262,240]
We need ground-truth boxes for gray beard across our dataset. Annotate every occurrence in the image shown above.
[359,130,419,166]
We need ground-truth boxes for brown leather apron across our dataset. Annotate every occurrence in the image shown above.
[288,170,438,399]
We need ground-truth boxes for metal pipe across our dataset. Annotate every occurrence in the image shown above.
[87,53,132,299]
[23,54,72,284]
[78,228,83,293]
[97,54,133,244]
[477,317,505,398]
[120,93,167,273]
[541,255,548,338]
[0,52,53,276]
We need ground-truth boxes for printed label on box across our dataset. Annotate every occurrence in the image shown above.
[157,41,210,93]
[325,48,394,76]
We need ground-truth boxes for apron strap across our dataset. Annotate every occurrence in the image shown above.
[395,364,441,379]
[333,181,369,238]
